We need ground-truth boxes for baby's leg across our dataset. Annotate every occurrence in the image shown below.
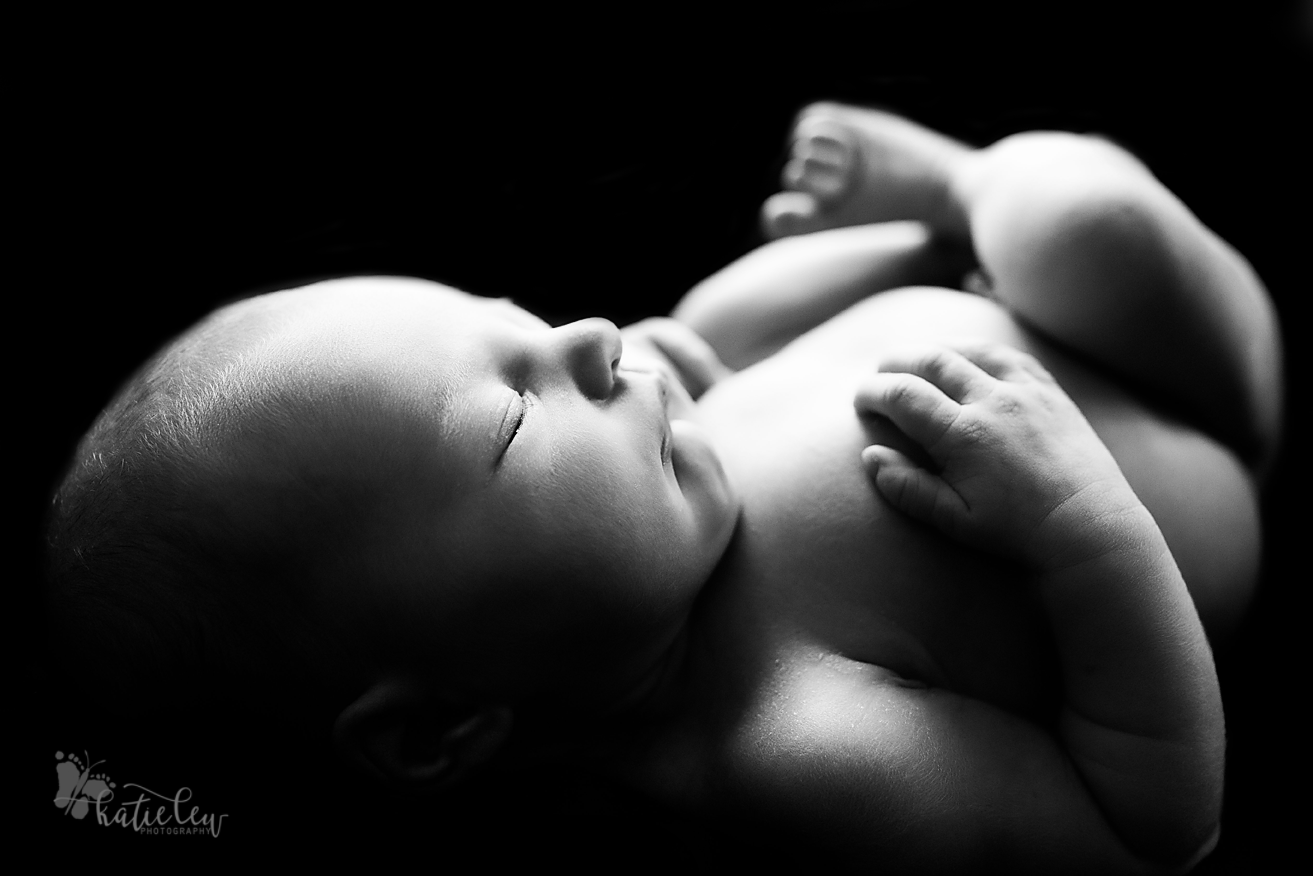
[766,103,1282,473]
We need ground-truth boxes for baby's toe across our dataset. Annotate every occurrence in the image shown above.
[784,116,860,203]
[760,191,823,238]
[760,114,863,239]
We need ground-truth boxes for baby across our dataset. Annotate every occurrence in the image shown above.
[47,104,1281,871]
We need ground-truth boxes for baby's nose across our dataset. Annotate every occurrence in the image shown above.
[556,318,622,399]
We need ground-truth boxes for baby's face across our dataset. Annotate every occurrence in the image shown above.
[269,278,738,707]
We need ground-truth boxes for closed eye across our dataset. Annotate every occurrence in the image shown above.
[495,391,527,466]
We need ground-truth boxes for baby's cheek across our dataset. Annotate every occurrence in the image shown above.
[671,420,738,549]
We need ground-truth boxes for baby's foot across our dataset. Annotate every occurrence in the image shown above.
[762,103,972,240]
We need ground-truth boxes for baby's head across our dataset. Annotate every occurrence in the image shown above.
[46,277,738,791]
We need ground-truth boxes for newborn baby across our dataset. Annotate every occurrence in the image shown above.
[48,104,1280,872]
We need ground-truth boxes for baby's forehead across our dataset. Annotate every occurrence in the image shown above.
[280,278,546,410]
[283,278,547,336]
[234,280,497,353]
[206,279,558,435]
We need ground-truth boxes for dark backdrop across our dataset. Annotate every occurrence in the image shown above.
[31,5,1308,870]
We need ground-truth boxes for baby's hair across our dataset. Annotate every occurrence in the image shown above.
[45,298,368,766]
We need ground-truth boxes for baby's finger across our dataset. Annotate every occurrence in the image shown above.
[952,342,1057,386]
[854,371,960,450]
[862,445,967,534]
[875,346,994,403]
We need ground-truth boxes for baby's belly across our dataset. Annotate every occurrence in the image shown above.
[692,286,1258,715]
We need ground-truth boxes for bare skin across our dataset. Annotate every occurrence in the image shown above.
[604,104,1280,872]
[298,105,1276,872]
[753,103,1281,472]
[675,103,1279,636]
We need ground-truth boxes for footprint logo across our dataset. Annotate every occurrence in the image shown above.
[54,751,114,819]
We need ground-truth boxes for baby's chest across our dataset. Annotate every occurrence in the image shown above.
[694,300,1055,713]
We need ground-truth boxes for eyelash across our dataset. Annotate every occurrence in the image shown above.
[497,392,528,464]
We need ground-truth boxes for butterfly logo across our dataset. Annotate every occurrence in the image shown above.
[54,751,114,819]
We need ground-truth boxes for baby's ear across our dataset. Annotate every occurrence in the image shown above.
[333,678,512,794]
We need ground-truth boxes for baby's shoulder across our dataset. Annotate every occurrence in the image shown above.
[688,648,997,856]
[729,647,924,730]
[669,638,1144,869]
[694,646,933,794]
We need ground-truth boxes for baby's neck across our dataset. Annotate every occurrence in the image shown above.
[498,622,696,774]
[610,622,695,720]
[505,555,733,768]
[604,536,739,722]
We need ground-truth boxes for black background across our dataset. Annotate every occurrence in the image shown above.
[29,4,1309,869]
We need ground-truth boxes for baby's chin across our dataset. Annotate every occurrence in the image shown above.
[671,418,740,548]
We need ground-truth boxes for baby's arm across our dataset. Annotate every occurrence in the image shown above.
[853,343,1224,866]
[671,221,972,370]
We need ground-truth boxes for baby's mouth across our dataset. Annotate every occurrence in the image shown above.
[658,369,696,421]
[655,372,675,464]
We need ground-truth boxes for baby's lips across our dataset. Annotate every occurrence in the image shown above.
[624,359,694,420]
[646,360,695,419]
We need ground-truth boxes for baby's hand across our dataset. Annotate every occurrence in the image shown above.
[620,317,731,401]
[855,344,1142,571]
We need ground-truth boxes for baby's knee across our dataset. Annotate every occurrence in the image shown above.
[966,135,1178,287]
[983,129,1151,181]
[967,130,1160,221]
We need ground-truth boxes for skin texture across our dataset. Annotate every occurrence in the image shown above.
[163,103,1271,870]
[628,104,1272,870]
[651,288,1234,871]
[224,278,738,711]
[856,342,1224,863]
